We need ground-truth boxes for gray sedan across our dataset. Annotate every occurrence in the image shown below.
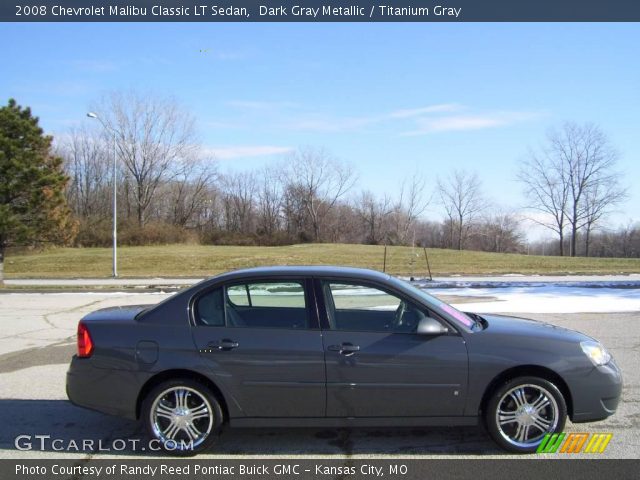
[66,266,622,454]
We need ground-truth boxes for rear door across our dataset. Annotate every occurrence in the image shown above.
[318,279,469,418]
[191,278,326,418]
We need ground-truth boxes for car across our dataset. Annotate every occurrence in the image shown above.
[66,266,622,454]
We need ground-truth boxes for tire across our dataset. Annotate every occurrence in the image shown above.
[485,376,567,453]
[142,378,224,456]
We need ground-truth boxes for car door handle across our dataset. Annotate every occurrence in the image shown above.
[209,339,239,350]
[328,343,360,356]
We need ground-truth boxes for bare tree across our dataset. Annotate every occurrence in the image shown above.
[91,90,198,226]
[518,147,570,255]
[579,179,627,256]
[437,170,485,250]
[221,171,257,234]
[281,147,356,241]
[281,182,309,240]
[476,210,524,253]
[354,190,392,244]
[391,173,430,244]
[256,166,283,237]
[167,157,218,228]
[325,203,360,243]
[552,122,623,256]
[58,126,111,219]
[519,122,625,257]
[618,222,640,258]
[195,186,223,234]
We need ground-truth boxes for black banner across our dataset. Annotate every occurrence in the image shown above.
[3,0,640,22]
[3,459,640,480]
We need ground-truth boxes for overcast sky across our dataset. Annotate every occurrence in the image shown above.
[2,22,638,240]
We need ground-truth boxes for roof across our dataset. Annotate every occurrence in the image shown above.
[210,265,391,282]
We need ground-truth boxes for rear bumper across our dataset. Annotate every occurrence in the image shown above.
[66,355,139,420]
[570,359,623,423]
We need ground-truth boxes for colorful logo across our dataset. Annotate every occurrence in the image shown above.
[536,433,612,454]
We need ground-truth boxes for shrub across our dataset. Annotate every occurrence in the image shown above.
[74,219,198,246]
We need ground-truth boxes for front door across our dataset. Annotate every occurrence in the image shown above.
[191,278,325,418]
[319,280,468,418]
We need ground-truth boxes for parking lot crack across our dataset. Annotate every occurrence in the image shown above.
[42,298,106,329]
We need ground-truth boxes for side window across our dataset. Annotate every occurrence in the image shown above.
[225,281,309,329]
[323,281,428,333]
[227,285,250,306]
[195,288,225,326]
[247,282,306,308]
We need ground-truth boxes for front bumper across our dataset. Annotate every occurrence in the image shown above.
[570,359,623,423]
[66,355,140,420]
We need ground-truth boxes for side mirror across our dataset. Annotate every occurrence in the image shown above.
[417,317,449,335]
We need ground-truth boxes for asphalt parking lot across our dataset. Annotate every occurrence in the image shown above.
[0,291,638,459]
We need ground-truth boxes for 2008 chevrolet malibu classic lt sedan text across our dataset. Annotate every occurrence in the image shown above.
[66,266,622,454]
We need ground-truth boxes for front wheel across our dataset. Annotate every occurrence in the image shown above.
[485,376,567,453]
[142,379,224,455]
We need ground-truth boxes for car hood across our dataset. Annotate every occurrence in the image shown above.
[479,313,593,343]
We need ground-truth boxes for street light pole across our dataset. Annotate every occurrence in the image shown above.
[110,130,117,277]
[87,112,118,277]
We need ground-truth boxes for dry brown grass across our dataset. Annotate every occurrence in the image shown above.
[4,244,640,278]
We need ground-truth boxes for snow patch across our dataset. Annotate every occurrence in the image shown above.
[438,286,640,313]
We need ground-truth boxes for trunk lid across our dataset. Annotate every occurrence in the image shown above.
[81,305,152,322]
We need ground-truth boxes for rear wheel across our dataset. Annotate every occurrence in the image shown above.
[485,376,567,453]
[142,379,223,455]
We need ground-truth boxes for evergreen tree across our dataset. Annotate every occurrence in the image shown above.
[0,99,76,284]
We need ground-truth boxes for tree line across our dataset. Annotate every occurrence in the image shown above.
[58,92,526,252]
[1,92,637,286]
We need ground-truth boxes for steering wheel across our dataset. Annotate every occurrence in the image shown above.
[393,300,407,330]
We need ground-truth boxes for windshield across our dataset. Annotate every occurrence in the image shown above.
[388,277,476,329]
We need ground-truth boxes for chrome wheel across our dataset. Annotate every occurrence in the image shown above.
[495,383,559,448]
[150,386,214,450]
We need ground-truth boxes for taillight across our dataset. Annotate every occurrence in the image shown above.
[77,322,94,358]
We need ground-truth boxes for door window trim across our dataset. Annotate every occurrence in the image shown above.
[190,277,320,330]
[313,277,459,335]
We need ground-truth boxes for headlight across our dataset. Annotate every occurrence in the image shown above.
[580,341,611,366]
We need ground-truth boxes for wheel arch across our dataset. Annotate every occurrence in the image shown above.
[479,365,574,420]
[136,369,230,422]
